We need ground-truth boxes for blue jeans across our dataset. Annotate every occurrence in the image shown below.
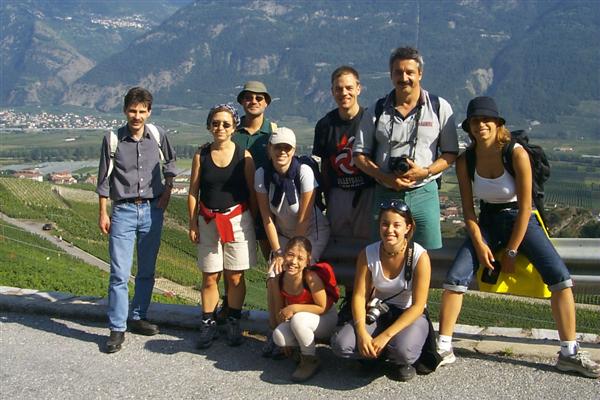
[443,209,572,293]
[108,199,164,331]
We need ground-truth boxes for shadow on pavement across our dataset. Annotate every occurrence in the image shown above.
[1,313,105,352]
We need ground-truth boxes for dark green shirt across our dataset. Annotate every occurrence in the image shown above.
[232,116,275,170]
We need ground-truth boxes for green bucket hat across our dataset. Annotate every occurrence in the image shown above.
[237,81,272,105]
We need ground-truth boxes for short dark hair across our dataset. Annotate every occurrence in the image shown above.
[123,87,153,111]
[330,65,360,86]
[285,236,313,257]
[389,47,424,73]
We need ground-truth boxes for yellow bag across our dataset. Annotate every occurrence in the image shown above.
[476,210,551,299]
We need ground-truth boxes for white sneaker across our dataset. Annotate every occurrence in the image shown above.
[437,348,456,367]
[556,351,600,378]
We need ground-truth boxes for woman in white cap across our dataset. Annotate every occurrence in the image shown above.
[255,126,330,357]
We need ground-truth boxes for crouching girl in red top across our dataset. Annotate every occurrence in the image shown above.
[270,236,338,382]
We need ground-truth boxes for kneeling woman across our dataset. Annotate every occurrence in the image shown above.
[331,200,435,382]
[270,236,338,382]
[188,104,257,349]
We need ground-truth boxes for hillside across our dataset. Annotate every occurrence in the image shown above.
[1,0,599,134]
[0,0,190,105]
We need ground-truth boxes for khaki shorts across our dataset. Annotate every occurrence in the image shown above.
[197,209,257,273]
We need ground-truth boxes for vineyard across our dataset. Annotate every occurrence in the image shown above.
[0,177,270,309]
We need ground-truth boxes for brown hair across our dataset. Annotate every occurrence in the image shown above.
[285,236,312,257]
[330,65,360,86]
[123,87,153,112]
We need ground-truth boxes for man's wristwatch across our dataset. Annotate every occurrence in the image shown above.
[506,249,518,258]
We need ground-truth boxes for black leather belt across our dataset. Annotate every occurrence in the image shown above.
[480,201,519,213]
[115,197,154,205]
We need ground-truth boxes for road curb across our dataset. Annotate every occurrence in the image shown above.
[1,286,599,362]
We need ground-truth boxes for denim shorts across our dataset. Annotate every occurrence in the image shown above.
[443,209,572,293]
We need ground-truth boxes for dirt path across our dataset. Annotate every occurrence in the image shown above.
[0,212,200,303]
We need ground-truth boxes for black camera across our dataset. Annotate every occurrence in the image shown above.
[481,260,502,285]
[389,155,411,174]
[365,298,390,324]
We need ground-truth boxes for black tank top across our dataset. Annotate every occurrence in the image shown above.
[199,143,249,210]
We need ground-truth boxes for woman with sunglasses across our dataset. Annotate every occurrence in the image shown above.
[255,127,330,357]
[437,97,599,378]
[188,103,257,349]
[331,200,438,382]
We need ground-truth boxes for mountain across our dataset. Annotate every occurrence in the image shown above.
[0,0,190,105]
[3,0,599,131]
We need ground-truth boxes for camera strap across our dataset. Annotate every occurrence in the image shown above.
[369,240,416,303]
[388,104,422,161]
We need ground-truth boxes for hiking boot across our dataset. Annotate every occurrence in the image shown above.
[555,351,600,378]
[291,354,321,382]
[106,331,125,353]
[196,319,218,349]
[437,348,456,367]
[225,317,243,347]
[393,364,416,382]
[128,319,159,336]
[262,333,285,359]
[216,296,229,326]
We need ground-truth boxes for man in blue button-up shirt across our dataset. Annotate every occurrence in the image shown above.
[96,87,177,353]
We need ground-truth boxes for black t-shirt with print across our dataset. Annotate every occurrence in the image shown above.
[313,107,373,190]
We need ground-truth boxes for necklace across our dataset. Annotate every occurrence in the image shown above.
[381,242,407,257]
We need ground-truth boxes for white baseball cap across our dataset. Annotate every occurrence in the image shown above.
[269,127,296,148]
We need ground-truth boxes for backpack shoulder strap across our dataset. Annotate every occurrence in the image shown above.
[465,146,476,182]
[146,123,165,162]
[502,139,517,177]
[429,93,440,122]
[106,130,119,178]
[270,121,278,132]
[373,97,386,127]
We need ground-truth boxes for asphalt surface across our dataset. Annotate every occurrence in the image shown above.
[2,312,599,400]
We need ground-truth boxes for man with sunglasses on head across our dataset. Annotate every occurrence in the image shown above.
[216,81,277,323]
[353,46,459,250]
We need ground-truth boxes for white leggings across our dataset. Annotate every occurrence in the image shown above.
[272,306,338,355]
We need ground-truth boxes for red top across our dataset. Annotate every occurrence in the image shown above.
[279,271,333,308]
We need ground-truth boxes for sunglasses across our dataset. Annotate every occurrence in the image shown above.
[243,94,266,103]
[379,199,410,213]
[211,120,233,129]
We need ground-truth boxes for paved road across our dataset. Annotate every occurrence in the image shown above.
[1,312,598,400]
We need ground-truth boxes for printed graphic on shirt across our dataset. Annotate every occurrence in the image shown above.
[330,134,368,190]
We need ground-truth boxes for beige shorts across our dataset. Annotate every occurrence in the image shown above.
[197,209,257,273]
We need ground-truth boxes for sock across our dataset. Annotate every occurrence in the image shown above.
[437,335,453,351]
[560,340,578,356]
[228,308,242,319]
[202,312,215,323]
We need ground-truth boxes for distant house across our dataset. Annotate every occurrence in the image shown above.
[553,146,573,152]
[85,175,98,185]
[49,171,77,185]
[13,168,43,182]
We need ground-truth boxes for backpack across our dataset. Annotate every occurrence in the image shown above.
[264,155,327,212]
[464,130,550,225]
[106,123,164,178]
[307,262,340,303]
[373,93,443,188]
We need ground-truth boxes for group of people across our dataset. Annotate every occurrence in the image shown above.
[96,46,599,382]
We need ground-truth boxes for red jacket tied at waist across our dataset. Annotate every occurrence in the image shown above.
[198,202,247,243]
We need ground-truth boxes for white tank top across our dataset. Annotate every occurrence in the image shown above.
[473,143,522,203]
[365,241,426,309]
